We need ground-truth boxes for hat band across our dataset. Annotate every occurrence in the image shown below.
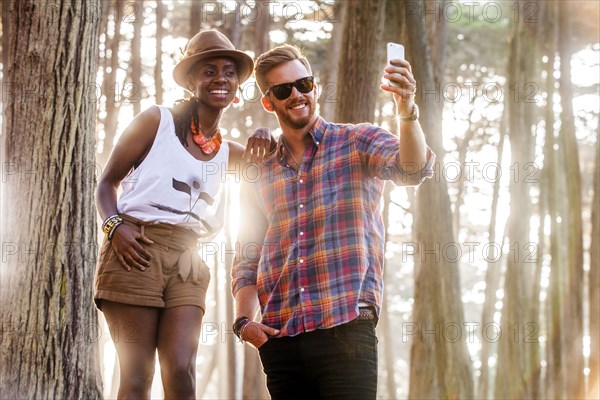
[186,45,234,57]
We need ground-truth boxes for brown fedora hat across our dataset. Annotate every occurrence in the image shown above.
[173,30,254,90]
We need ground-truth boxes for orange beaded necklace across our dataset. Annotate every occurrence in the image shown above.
[191,120,222,155]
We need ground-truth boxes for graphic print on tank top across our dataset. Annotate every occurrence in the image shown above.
[148,176,225,237]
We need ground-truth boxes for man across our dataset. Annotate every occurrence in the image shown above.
[232,44,434,399]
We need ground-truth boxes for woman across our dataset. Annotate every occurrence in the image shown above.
[94,30,271,399]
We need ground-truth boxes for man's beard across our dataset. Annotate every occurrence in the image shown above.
[273,99,315,130]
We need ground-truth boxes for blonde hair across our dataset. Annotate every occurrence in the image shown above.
[254,44,312,94]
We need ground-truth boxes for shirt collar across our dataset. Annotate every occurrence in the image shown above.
[276,116,327,162]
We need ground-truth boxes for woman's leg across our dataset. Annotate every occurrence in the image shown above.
[157,305,204,399]
[102,301,160,400]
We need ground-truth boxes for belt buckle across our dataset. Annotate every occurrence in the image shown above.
[358,306,375,321]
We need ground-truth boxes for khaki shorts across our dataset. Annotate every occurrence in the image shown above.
[94,215,210,311]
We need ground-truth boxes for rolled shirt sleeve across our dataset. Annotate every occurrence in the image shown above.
[353,125,435,186]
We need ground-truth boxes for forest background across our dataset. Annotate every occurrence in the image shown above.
[0,0,598,399]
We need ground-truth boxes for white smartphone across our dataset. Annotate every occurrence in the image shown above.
[386,42,405,87]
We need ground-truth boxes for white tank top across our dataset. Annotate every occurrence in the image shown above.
[117,105,229,239]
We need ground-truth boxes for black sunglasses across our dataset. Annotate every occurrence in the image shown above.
[264,76,315,100]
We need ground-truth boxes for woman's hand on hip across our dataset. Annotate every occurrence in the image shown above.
[110,225,154,271]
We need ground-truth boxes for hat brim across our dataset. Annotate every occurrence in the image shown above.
[173,49,254,91]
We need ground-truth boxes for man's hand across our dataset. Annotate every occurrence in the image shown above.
[243,127,274,163]
[380,58,417,117]
[241,321,280,349]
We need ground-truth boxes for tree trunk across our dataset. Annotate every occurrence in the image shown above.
[99,0,122,166]
[0,1,102,398]
[452,121,477,237]
[558,4,585,398]
[403,1,474,398]
[426,0,448,84]
[380,182,397,399]
[154,0,164,105]
[245,0,270,134]
[1,1,8,70]
[130,0,143,117]
[196,347,217,398]
[243,346,269,400]
[589,140,600,399]
[334,0,385,123]
[477,124,507,399]
[546,80,570,399]
[540,4,567,398]
[1,0,9,172]
[190,0,201,38]
[227,0,244,48]
[224,188,236,399]
[494,2,540,397]
[529,123,545,400]
[95,1,111,165]
[214,252,227,398]
[536,24,553,400]
[319,1,344,121]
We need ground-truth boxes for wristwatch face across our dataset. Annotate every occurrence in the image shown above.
[401,103,418,121]
[412,103,419,120]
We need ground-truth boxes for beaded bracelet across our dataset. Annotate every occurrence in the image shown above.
[102,215,123,240]
[107,221,123,240]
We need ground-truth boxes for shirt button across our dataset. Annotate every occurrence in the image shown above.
[300,287,305,292]
[299,204,304,208]
[299,258,304,263]
[299,231,304,236]
[299,179,304,183]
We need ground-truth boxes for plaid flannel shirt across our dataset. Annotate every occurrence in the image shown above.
[232,116,434,337]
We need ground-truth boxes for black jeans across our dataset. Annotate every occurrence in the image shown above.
[258,319,378,400]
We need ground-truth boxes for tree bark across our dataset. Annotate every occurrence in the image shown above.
[196,346,217,398]
[494,2,540,398]
[224,187,236,399]
[334,0,385,123]
[1,1,8,71]
[477,124,507,399]
[452,118,477,237]
[426,0,448,84]
[403,1,474,398]
[380,182,397,399]
[130,0,143,117]
[99,0,122,167]
[318,1,344,121]
[558,4,585,398]
[540,4,568,398]
[536,22,554,400]
[154,0,164,105]
[589,139,600,399]
[227,0,244,48]
[0,1,102,398]
[190,0,201,38]
[246,0,270,134]
[1,0,9,184]
[242,346,269,400]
